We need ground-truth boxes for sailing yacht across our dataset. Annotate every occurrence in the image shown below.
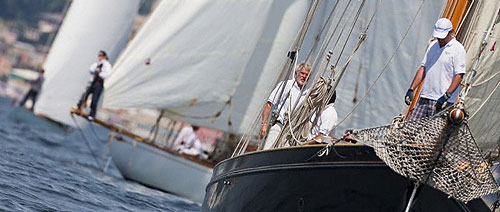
[34,0,140,127]
[200,0,499,211]
[76,0,333,204]
[68,0,498,210]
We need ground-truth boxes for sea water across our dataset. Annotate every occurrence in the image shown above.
[0,97,200,211]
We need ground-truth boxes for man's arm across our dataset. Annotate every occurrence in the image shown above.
[260,102,272,138]
[409,66,426,90]
[99,63,112,79]
[89,62,98,74]
[405,66,426,105]
[446,74,464,94]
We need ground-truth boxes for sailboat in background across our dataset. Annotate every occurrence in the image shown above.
[68,0,337,204]
[34,0,140,127]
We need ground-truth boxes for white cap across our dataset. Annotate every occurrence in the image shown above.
[432,18,453,39]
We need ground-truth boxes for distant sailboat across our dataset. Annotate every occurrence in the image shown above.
[34,0,140,127]
[71,0,332,204]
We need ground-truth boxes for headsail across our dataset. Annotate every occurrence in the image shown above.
[461,1,500,153]
[103,0,313,135]
[34,0,140,126]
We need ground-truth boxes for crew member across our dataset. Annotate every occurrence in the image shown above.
[76,50,112,121]
[19,68,44,111]
[405,18,466,120]
[307,91,338,144]
[173,125,204,156]
[260,62,311,149]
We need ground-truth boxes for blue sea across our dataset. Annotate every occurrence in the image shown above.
[0,97,200,211]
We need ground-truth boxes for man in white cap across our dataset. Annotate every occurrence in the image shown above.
[405,18,466,120]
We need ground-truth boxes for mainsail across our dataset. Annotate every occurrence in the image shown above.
[329,0,446,136]
[103,0,315,135]
[34,0,140,126]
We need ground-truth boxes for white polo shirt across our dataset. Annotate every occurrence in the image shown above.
[420,38,466,102]
[308,104,338,140]
[268,80,309,124]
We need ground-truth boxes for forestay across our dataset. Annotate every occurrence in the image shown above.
[461,0,500,153]
[103,0,312,135]
[35,0,140,126]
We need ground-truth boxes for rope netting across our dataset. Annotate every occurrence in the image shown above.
[348,108,499,202]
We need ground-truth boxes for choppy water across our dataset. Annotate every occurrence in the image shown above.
[0,97,200,211]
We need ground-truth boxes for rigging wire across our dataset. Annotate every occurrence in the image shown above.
[330,0,426,133]
[275,0,370,147]
[304,0,341,63]
[468,80,500,119]
[70,114,102,170]
[311,0,354,76]
[235,0,322,154]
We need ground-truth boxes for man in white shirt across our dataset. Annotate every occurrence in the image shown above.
[260,62,311,149]
[173,125,203,156]
[307,91,338,143]
[76,50,112,121]
[405,18,466,120]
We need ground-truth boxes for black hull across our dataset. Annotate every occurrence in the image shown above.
[202,145,490,212]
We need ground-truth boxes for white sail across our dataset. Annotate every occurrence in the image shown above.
[103,0,313,134]
[34,0,140,126]
[328,0,446,135]
[462,1,500,152]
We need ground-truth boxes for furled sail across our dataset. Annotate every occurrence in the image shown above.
[103,0,313,135]
[461,1,500,152]
[34,0,140,126]
[329,0,446,135]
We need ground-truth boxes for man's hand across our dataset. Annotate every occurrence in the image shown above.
[260,123,267,139]
[405,89,414,105]
[435,92,451,111]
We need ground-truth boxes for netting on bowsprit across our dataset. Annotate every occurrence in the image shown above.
[351,108,499,202]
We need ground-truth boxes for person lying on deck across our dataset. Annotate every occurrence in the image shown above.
[75,50,112,121]
[173,125,204,157]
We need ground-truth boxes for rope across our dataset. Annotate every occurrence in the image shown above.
[273,0,374,148]
[472,70,500,87]
[332,0,367,69]
[469,80,500,119]
[89,123,107,142]
[162,99,229,119]
[330,0,425,133]
[250,0,322,152]
[273,77,332,147]
[312,0,355,76]
[304,0,341,63]
[70,113,102,169]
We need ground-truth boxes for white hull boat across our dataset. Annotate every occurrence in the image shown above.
[109,136,213,203]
